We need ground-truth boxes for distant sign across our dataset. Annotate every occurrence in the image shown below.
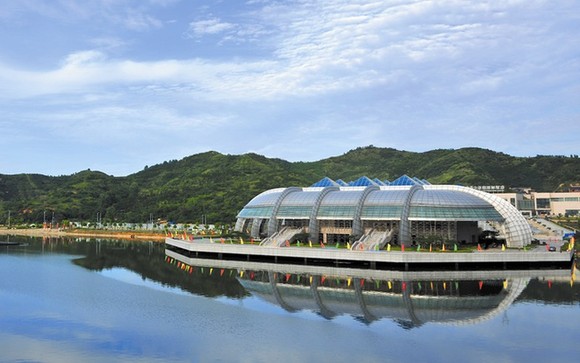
[471,185,506,193]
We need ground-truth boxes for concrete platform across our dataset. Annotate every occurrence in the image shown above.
[166,237,574,270]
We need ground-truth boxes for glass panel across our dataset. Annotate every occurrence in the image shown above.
[317,206,356,218]
[276,206,312,218]
[409,206,503,220]
[361,205,403,219]
[536,198,550,208]
[237,206,273,218]
[282,191,321,206]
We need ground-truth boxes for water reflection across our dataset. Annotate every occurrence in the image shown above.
[1,235,247,299]
[166,248,576,328]
[2,235,577,329]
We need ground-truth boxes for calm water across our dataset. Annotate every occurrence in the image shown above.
[0,236,578,363]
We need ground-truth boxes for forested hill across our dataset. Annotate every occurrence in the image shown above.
[1,146,579,225]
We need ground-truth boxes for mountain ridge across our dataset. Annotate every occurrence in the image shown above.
[1,146,579,225]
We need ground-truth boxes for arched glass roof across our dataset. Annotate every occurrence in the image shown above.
[282,190,321,206]
[411,190,493,207]
[365,189,409,205]
[317,190,363,219]
[320,190,363,206]
[245,188,285,207]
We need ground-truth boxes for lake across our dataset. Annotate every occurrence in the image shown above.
[0,235,578,363]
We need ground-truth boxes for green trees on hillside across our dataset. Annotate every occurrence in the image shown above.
[1,147,579,226]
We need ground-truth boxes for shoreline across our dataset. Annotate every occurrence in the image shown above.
[0,228,166,242]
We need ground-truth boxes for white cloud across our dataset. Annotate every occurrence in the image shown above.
[1,0,580,174]
[186,18,236,37]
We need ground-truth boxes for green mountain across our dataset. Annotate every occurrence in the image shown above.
[1,146,579,225]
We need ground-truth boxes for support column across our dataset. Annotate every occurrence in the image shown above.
[399,185,424,246]
[267,187,302,237]
[308,187,339,242]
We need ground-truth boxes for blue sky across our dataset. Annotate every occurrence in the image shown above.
[1,0,578,176]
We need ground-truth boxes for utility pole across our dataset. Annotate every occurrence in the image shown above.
[7,210,10,228]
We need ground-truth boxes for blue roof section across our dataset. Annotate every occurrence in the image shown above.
[312,175,429,187]
[311,177,339,187]
[391,175,419,186]
[348,176,378,187]
[373,178,387,186]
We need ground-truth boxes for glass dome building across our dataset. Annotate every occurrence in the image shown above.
[235,176,532,248]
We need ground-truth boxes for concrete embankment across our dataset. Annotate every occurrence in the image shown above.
[166,237,575,271]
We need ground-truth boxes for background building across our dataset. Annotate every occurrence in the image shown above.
[486,190,580,217]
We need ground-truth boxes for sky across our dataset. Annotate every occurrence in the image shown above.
[0,0,578,176]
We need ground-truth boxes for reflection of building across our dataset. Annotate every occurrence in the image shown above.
[238,272,530,327]
[166,248,574,327]
[235,176,532,248]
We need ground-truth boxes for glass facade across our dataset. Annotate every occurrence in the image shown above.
[318,205,357,219]
[276,206,313,218]
[409,206,503,220]
[361,205,403,219]
[236,182,533,247]
[238,206,274,218]
[536,198,551,209]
